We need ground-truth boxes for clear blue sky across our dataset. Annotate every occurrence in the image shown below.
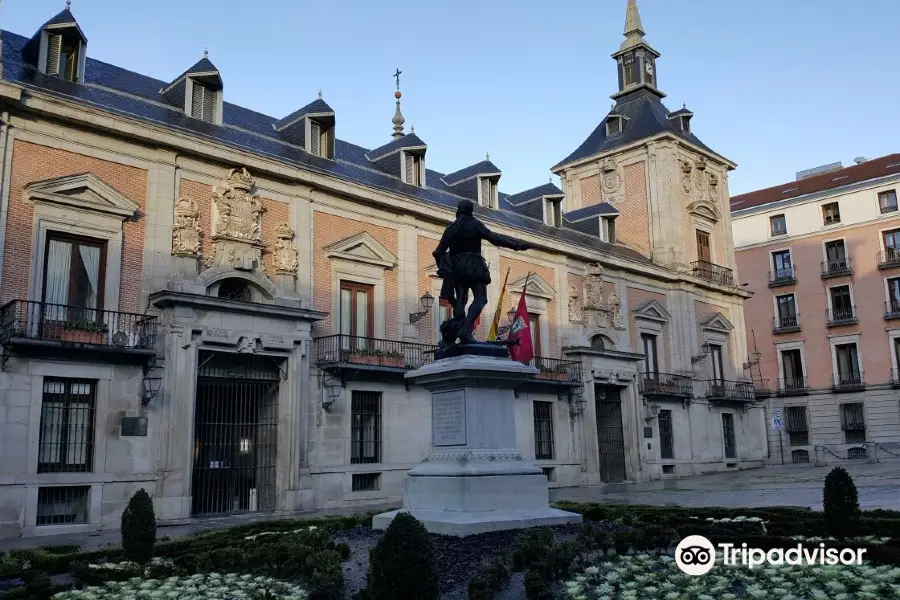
[3,0,899,196]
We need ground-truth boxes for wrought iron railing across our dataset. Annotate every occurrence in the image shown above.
[313,335,435,370]
[530,356,583,385]
[704,379,755,402]
[778,376,809,394]
[821,257,852,278]
[877,250,900,269]
[691,260,735,287]
[768,267,796,287]
[826,306,857,326]
[0,300,157,350]
[772,314,800,333]
[886,301,900,320]
[639,372,692,397]
[833,372,865,391]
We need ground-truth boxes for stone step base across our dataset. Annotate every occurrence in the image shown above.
[372,507,582,537]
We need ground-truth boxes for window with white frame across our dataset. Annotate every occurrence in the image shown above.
[879,190,898,214]
[822,202,841,226]
[190,81,217,123]
[546,198,562,227]
[42,233,106,322]
[780,348,805,390]
[709,343,725,382]
[828,285,854,322]
[404,153,424,187]
[308,119,335,159]
[479,177,497,208]
[770,214,787,236]
[888,277,900,314]
[775,294,798,329]
[601,217,616,243]
[834,342,862,386]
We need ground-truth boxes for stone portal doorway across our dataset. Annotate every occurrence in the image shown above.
[191,352,280,516]
[595,385,627,483]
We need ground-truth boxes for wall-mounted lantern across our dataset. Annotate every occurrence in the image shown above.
[409,291,435,324]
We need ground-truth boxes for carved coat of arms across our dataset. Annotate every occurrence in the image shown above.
[581,262,624,330]
[600,157,621,201]
[212,168,265,243]
[171,198,201,256]
[273,223,299,275]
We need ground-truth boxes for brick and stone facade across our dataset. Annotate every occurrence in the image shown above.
[0,1,763,539]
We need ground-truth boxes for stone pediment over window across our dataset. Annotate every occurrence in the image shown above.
[24,173,140,220]
[633,299,671,322]
[509,273,555,300]
[701,312,733,334]
[687,199,721,223]
[324,232,397,269]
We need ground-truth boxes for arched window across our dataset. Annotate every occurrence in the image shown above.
[790,449,809,464]
[218,278,252,302]
[590,335,606,350]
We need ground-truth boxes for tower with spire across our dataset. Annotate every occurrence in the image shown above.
[392,68,405,139]
[612,0,661,99]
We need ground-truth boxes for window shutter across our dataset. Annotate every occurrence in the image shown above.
[202,86,216,122]
[309,121,321,156]
[191,83,204,119]
[47,34,62,75]
[404,153,415,184]
[480,178,491,206]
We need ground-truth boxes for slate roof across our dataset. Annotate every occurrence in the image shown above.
[275,98,334,131]
[365,132,427,161]
[730,154,900,213]
[43,8,83,33]
[552,88,715,171]
[442,160,502,187]
[0,25,653,268]
[564,203,619,220]
[500,182,564,221]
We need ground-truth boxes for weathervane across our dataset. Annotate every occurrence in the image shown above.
[393,68,402,91]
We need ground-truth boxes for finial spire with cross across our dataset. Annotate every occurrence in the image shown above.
[318,89,323,99]
[391,68,405,139]
[393,68,402,91]
[65,0,72,9]
[204,47,209,58]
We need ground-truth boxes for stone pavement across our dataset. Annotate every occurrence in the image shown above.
[551,460,900,511]
[4,461,900,553]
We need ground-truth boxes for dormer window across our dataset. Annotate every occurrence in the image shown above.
[403,151,425,187]
[479,177,498,209]
[679,116,691,133]
[601,217,617,244]
[545,198,563,227]
[308,119,335,159]
[606,115,625,137]
[190,81,216,122]
[41,29,85,83]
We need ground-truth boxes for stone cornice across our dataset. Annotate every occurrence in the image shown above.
[149,290,326,321]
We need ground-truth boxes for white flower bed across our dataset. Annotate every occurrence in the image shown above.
[689,515,767,533]
[85,558,174,574]
[789,536,891,545]
[244,525,318,541]
[53,573,308,600]
[565,555,900,600]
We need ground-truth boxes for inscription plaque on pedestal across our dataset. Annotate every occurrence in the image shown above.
[433,389,466,446]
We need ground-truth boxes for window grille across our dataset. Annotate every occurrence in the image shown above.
[662,464,675,474]
[533,401,554,460]
[840,403,866,443]
[351,391,382,464]
[352,473,380,491]
[36,486,89,526]
[791,449,810,464]
[658,409,674,459]
[722,413,737,459]
[38,378,96,473]
[785,406,809,446]
[848,447,867,460]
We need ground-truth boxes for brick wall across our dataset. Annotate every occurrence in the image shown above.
[616,161,650,256]
[498,257,558,357]
[312,211,398,339]
[1,140,147,312]
[580,175,601,208]
[694,300,734,373]
[627,287,670,370]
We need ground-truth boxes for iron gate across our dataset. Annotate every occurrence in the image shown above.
[595,385,627,483]
[191,352,280,516]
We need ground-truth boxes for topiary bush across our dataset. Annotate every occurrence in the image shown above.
[823,466,861,540]
[121,488,156,565]
[366,513,438,600]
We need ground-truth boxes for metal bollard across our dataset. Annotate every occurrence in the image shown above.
[814,444,826,467]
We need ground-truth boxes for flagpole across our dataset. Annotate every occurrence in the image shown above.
[488,268,511,341]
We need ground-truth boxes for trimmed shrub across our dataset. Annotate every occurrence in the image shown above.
[523,568,551,600]
[121,488,156,565]
[823,466,861,540]
[366,513,438,600]
[512,528,553,572]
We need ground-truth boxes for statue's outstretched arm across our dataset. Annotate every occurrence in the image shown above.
[479,222,531,252]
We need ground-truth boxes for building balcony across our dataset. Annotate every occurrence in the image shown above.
[704,379,756,403]
[885,301,900,321]
[314,335,434,377]
[691,260,735,287]
[878,250,900,270]
[772,314,801,334]
[778,376,809,396]
[768,267,797,288]
[529,356,583,386]
[826,307,858,327]
[0,300,157,364]
[639,372,692,398]
[832,372,865,393]
[821,257,852,279]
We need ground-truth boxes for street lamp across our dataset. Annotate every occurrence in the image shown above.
[409,291,435,324]
[323,377,342,410]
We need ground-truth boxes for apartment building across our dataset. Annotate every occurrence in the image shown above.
[732,155,900,465]
[0,1,762,539]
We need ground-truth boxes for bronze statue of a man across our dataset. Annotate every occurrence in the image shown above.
[433,200,531,346]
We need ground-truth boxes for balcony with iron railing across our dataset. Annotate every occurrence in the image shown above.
[0,300,157,358]
[886,301,900,321]
[821,257,852,279]
[691,260,735,287]
[772,314,801,334]
[778,376,809,396]
[753,379,772,399]
[704,379,756,403]
[639,372,693,398]
[826,306,858,327]
[314,334,435,372]
[878,250,900,270]
[529,356,583,386]
[832,372,865,393]
[768,267,797,288]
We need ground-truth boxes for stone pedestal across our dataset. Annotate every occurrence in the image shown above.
[373,349,582,536]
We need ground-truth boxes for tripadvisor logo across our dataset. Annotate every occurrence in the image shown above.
[675,535,868,576]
